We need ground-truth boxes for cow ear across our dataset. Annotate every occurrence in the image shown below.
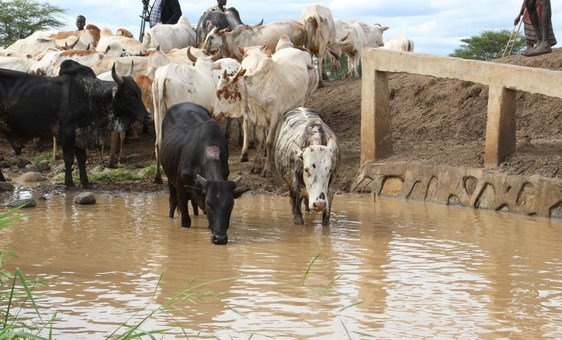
[233,187,249,199]
[327,137,337,153]
[197,175,208,188]
[291,141,303,159]
[381,26,390,32]
[231,176,242,187]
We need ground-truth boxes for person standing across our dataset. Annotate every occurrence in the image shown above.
[514,0,556,56]
[76,15,86,31]
[148,0,182,28]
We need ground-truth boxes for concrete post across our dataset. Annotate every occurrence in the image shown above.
[485,85,517,168]
[361,67,393,165]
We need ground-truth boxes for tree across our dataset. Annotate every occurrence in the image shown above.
[0,0,65,47]
[450,29,526,61]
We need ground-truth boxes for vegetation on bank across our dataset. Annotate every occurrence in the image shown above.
[450,29,525,60]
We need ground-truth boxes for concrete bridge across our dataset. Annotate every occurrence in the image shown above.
[356,49,562,218]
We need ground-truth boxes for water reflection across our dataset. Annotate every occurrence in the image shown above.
[0,193,560,338]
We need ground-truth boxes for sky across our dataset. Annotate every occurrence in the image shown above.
[48,0,562,56]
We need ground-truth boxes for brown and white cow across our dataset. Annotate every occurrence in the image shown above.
[274,107,339,226]
[203,19,306,61]
[213,46,311,177]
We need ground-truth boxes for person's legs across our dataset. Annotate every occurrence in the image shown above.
[526,0,552,55]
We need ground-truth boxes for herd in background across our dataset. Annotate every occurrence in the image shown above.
[0,4,414,244]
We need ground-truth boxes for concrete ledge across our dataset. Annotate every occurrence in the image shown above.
[351,162,562,219]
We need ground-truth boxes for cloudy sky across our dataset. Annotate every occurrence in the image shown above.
[49,0,561,56]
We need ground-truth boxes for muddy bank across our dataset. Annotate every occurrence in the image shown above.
[0,49,560,196]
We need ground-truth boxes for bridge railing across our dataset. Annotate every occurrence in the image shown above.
[360,49,562,168]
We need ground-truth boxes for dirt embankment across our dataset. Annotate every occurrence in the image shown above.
[1,49,561,195]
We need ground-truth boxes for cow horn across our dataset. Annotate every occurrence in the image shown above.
[231,176,242,186]
[111,63,124,85]
[210,51,221,62]
[238,47,245,56]
[222,69,229,79]
[338,32,350,43]
[86,43,91,50]
[127,61,134,77]
[327,137,337,153]
[197,175,208,187]
[187,46,198,63]
[105,45,111,54]
[67,36,80,49]
[233,68,246,81]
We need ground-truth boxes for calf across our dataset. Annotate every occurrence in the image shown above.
[160,102,246,245]
[0,60,149,186]
[274,107,339,226]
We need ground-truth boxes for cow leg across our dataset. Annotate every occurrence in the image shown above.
[240,117,250,162]
[251,126,265,174]
[304,196,310,212]
[118,131,125,165]
[176,187,191,228]
[75,147,90,188]
[225,117,232,143]
[322,193,334,226]
[62,134,76,187]
[262,114,280,178]
[154,142,163,183]
[191,200,199,216]
[290,190,304,225]
[109,131,118,168]
[237,118,243,146]
[168,183,177,218]
[52,136,59,160]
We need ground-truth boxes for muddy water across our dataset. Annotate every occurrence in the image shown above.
[1,193,561,338]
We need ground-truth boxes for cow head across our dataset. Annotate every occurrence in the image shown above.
[203,27,227,59]
[111,63,150,125]
[294,138,338,212]
[372,23,389,47]
[197,175,246,245]
[213,67,246,120]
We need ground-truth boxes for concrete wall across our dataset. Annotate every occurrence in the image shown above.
[352,162,562,219]
[360,49,562,168]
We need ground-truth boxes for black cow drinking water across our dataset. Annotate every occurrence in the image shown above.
[161,102,246,245]
[0,60,149,187]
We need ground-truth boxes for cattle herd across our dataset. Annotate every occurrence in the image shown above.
[0,4,413,244]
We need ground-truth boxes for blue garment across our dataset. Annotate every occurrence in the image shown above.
[149,0,163,27]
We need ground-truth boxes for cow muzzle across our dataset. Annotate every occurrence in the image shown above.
[212,233,228,245]
[312,200,326,212]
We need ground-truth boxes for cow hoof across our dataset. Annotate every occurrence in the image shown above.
[240,153,249,162]
[181,223,191,228]
[154,176,163,184]
[250,166,261,174]
[294,216,304,225]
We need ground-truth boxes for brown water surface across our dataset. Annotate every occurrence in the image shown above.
[1,193,561,338]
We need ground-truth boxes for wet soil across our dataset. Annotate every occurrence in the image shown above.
[1,49,560,195]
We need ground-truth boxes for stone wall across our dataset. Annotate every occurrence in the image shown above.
[352,162,562,219]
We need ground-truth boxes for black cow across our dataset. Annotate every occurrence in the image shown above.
[161,102,246,245]
[0,60,149,187]
[195,9,243,47]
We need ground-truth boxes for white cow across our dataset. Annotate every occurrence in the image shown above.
[214,46,311,177]
[141,16,196,52]
[383,35,415,52]
[96,27,146,57]
[275,107,339,226]
[29,50,105,76]
[5,25,100,57]
[335,20,388,77]
[151,51,240,182]
[0,57,34,72]
[300,5,340,86]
